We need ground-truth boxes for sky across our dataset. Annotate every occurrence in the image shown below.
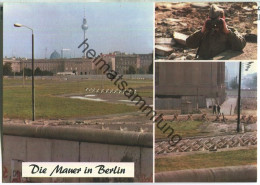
[3,3,153,59]
[226,62,257,77]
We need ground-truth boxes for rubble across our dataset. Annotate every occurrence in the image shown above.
[168,53,177,60]
[155,38,176,45]
[155,45,175,56]
[244,33,257,43]
[190,3,210,9]
[173,32,188,46]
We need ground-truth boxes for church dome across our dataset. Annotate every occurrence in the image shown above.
[50,50,60,59]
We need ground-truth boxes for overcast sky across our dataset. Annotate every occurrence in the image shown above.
[226,62,257,76]
[4,3,153,59]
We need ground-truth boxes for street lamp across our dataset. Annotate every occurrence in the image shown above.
[14,23,35,121]
[237,62,241,132]
[22,60,24,87]
[237,62,253,132]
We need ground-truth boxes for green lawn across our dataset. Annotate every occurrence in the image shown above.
[156,148,257,173]
[156,121,204,139]
[3,78,152,119]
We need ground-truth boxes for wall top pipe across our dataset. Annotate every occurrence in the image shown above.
[3,124,153,148]
[155,165,257,182]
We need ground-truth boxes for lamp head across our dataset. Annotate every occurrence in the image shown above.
[14,23,22,27]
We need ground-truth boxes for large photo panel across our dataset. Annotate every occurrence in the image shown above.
[2,2,153,183]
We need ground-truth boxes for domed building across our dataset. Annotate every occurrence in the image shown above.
[50,50,61,59]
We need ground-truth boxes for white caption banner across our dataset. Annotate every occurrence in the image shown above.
[22,162,134,178]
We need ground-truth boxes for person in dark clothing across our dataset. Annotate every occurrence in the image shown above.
[217,104,221,115]
[213,104,217,115]
[186,4,246,59]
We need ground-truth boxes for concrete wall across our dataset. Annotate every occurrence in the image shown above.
[155,95,225,110]
[155,96,207,110]
[2,124,153,183]
[155,165,257,182]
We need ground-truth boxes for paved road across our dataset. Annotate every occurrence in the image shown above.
[221,97,237,116]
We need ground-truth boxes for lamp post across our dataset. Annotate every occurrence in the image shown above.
[237,62,253,132]
[22,60,24,87]
[237,62,241,132]
[14,23,35,121]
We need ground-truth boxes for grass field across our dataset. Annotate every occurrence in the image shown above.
[155,121,204,139]
[3,78,152,119]
[156,148,257,173]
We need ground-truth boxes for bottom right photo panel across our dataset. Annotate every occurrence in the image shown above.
[154,61,257,182]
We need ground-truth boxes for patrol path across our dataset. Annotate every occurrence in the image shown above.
[221,97,237,116]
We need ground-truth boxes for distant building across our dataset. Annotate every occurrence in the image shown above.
[99,53,152,74]
[155,62,226,109]
[21,58,94,75]
[115,54,139,74]
[63,58,93,75]
[138,53,153,73]
[3,58,21,73]
[22,59,64,73]
[100,53,116,71]
[4,52,153,75]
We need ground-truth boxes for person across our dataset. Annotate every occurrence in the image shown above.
[217,104,221,115]
[213,104,217,115]
[186,4,246,59]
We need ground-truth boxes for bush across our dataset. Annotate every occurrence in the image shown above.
[3,62,13,76]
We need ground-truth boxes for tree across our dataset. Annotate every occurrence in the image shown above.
[138,68,145,74]
[230,77,238,89]
[16,67,53,76]
[148,63,153,74]
[34,67,53,76]
[34,67,42,75]
[127,65,136,74]
[24,68,32,76]
[3,62,13,76]
[251,74,257,89]
[247,74,257,89]
[41,70,53,76]
[253,75,257,85]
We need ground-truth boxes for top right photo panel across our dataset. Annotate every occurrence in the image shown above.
[155,2,257,60]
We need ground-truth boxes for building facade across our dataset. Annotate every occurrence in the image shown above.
[138,54,153,73]
[21,58,95,75]
[115,54,139,74]
[4,52,153,75]
[3,58,21,73]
